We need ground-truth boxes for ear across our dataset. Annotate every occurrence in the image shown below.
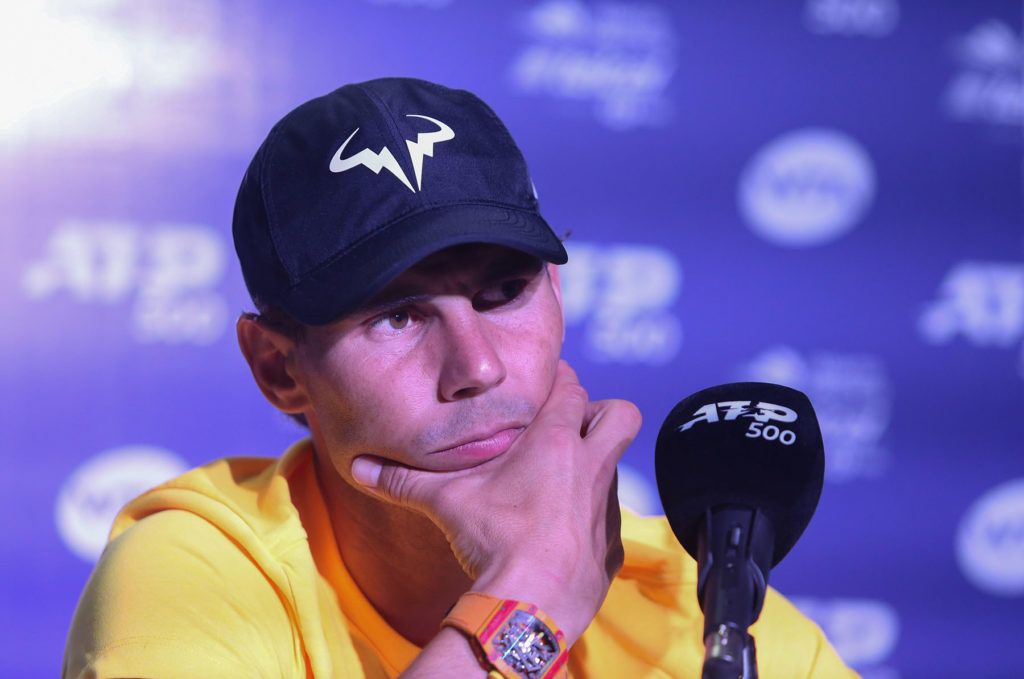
[546,262,563,308]
[236,315,310,415]
[545,262,565,342]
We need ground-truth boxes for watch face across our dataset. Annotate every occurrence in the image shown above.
[493,610,560,678]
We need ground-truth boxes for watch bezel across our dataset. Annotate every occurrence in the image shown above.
[442,593,569,679]
[489,609,560,678]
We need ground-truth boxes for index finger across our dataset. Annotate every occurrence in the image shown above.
[530,360,588,433]
[582,398,642,464]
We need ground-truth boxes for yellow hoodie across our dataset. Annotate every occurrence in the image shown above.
[64,439,856,678]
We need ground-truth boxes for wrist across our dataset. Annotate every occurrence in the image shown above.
[471,567,593,645]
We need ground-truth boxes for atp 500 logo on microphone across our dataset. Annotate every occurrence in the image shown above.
[677,400,799,445]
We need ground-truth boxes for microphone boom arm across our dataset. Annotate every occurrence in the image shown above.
[697,506,774,679]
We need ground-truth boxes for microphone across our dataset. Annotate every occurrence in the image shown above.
[654,383,824,679]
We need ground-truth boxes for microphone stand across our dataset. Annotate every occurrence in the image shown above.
[703,624,757,679]
[696,507,774,679]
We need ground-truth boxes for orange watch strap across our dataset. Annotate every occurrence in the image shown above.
[442,592,569,679]
[444,592,506,633]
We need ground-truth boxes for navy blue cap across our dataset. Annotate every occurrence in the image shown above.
[233,77,568,326]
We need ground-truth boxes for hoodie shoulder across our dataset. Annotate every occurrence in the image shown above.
[63,508,305,679]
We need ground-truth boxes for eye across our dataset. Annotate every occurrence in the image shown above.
[474,279,529,310]
[368,308,418,336]
[384,310,411,330]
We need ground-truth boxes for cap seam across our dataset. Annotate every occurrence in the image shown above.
[344,85,406,193]
[289,200,541,288]
[355,83,421,205]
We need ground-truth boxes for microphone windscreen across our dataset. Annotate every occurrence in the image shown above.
[655,382,824,566]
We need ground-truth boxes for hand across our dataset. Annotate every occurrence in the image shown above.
[350,360,642,643]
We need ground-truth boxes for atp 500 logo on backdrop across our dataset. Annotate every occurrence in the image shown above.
[21,220,230,345]
[510,0,677,129]
[560,242,682,365]
[738,346,893,482]
[55,445,189,561]
[957,478,1024,597]
[738,128,876,248]
[919,261,1024,379]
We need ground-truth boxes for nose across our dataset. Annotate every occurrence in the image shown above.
[437,303,507,401]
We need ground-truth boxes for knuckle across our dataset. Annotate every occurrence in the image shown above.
[620,400,643,431]
[607,399,642,434]
[378,466,418,505]
[562,382,589,404]
[546,425,581,449]
[375,465,400,498]
[558,359,579,382]
[610,401,643,428]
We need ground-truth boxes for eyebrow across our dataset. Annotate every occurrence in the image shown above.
[353,291,433,317]
[476,254,544,284]
[354,255,545,317]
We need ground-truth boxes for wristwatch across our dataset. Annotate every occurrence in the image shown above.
[442,592,569,679]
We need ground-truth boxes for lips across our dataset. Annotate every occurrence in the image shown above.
[428,426,526,459]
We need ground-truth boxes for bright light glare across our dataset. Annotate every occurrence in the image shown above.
[0,1,217,145]
[0,5,133,133]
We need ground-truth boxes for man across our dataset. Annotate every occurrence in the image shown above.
[64,78,855,678]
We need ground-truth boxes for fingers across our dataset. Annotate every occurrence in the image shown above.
[351,455,446,511]
[582,399,642,463]
[582,399,602,437]
[531,360,589,433]
[351,456,383,487]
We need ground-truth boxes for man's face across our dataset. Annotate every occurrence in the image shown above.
[293,244,565,480]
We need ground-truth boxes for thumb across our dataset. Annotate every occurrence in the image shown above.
[350,455,441,510]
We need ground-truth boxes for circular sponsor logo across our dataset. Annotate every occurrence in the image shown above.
[55,446,189,562]
[791,597,899,667]
[738,128,875,247]
[957,478,1024,596]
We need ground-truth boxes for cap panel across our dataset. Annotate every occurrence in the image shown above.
[262,85,418,282]
[359,79,538,214]
[233,130,292,307]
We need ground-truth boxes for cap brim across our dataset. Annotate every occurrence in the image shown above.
[280,204,568,325]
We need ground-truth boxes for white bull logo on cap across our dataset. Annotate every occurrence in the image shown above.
[329,114,455,193]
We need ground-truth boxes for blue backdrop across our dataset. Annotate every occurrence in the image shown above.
[2,1,1022,677]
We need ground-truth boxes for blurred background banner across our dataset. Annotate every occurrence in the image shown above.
[2,1,1021,677]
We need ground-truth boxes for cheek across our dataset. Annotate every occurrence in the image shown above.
[495,300,563,402]
[304,342,437,454]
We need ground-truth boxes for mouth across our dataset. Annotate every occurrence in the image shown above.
[428,426,526,459]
